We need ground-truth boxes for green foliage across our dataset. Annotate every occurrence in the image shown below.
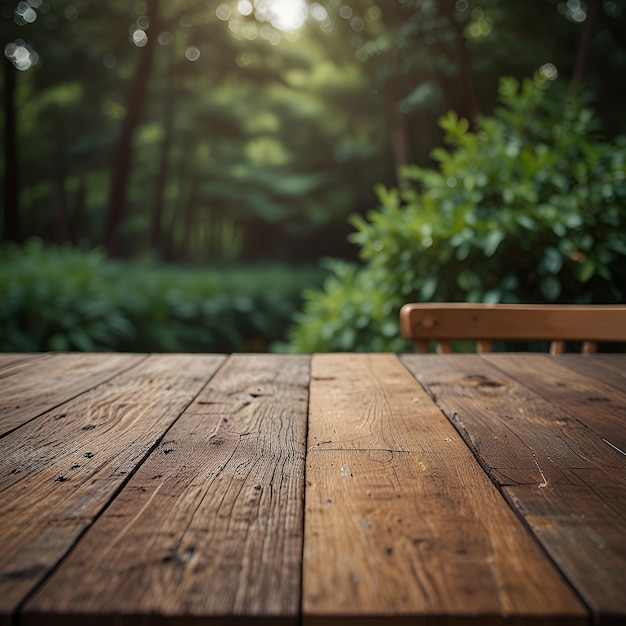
[0,240,325,353]
[290,74,626,352]
[5,1,626,261]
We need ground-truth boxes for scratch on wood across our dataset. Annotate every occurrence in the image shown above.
[340,464,353,478]
[602,438,626,457]
[531,452,548,488]
[106,482,164,550]
[390,464,401,487]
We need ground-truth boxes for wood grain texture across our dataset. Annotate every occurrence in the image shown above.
[400,303,626,346]
[0,354,49,371]
[402,354,626,624]
[0,354,225,622]
[303,354,585,625]
[0,353,147,436]
[24,354,309,626]
[550,353,626,393]
[484,353,626,461]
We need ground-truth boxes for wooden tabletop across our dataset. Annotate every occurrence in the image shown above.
[0,352,624,626]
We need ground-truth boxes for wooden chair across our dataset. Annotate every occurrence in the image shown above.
[400,303,626,354]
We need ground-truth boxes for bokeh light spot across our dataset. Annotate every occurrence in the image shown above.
[236,51,253,67]
[320,18,333,33]
[260,24,274,39]
[258,0,307,31]
[243,22,258,40]
[559,0,587,22]
[339,5,353,19]
[237,0,253,16]
[367,5,381,21]
[16,2,37,23]
[540,62,558,80]
[158,31,174,46]
[310,3,328,21]
[350,17,364,32]
[185,46,200,61]
[216,4,231,21]
[4,40,37,71]
[132,29,148,47]
[137,15,150,29]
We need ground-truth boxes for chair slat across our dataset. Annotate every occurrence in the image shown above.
[400,304,626,353]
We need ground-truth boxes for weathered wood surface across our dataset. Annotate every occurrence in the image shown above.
[402,354,626,625]
[485,353,626,459]
[0,354,225,623]
[0,353,147,437]
[303,354,585,625]
[550,353,626,393]
[2,352,624,626]
[0,353,49,371]
[24,354,309,626]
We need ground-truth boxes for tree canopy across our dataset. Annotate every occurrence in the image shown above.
[2,0,626,264]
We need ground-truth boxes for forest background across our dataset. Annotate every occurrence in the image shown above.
[2,0,626,353]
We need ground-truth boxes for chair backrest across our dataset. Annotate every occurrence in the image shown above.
[400,303,626,354]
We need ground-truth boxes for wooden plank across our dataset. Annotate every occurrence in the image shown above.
[0,354,49,371]
[0,353,147,437]
[24,354,309,626]
[550,354,626,393]
[484,353,626,460]
[402,354,626,624]
[303,354,585,625]
[0,354,225,624]
[507,485,626,626]
[0,356,51,383]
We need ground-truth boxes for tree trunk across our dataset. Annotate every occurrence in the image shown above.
[73,177,88,243]
[104,0,159,256]
[52,178,70,243]
[384,85,412,182]
[162,145,193,262]
[181,179,199,261]
[570,0,600,95]
[443,0,481,120]
[391,113,411,178]
[3,57,20,243]
[151,93,174,254]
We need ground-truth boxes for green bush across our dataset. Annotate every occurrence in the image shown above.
[290,73,626,352]
[0,239,325,353]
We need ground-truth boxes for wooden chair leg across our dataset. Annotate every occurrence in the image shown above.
[582,341,597,354]
[477,340,493,354]
[550,341,566,354]
[436,341,453,354]
[415,340,430,353]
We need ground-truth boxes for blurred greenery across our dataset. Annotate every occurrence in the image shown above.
[4,1,626,260]
[0,239,326,352]
[289,74,626,352]
[2,1,626,352]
